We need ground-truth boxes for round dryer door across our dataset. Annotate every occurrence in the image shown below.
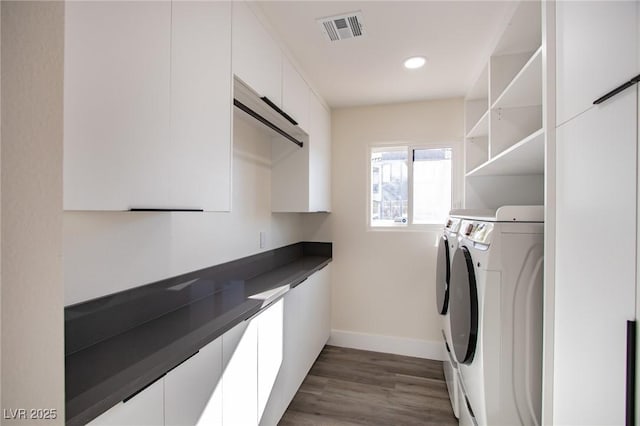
[435,234,450,314]
[449,246,478,364]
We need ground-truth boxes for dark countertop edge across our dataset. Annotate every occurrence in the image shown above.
[66,256,332,426]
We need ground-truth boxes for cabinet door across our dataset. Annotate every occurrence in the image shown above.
[554,88,637,425]
[165,338,223,426]
[308,94,332,212]
[170,1,232,212]
[259,268,331,425]
[556,1,638,125]
[87,378,164,426]
[64,1,171,210]
[310,265,331,354]
[297,267,330,373]
[222,319,258,425]
[232,1,282,106]
[281,282,306,406]
[282,59,310,133]
[257,299,284,424]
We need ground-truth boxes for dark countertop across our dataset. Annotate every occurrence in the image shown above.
[65,242,331,426]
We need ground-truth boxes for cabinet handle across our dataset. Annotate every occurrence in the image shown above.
[166,351,199,375]
[260,96,299,126]
[627,320,636,426]
[122,374,166,403]
[122,351,199,403]
[233,99,303,148]
[593,73,640,105]
[292,277,308,288]
[129,208,204,212]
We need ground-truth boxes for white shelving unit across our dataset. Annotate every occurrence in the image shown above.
[492,47,542,109]
[466,128,543,177]
[463,0,544,209]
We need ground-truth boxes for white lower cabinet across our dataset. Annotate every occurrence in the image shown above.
[259,265,332,425]
[165,338,223,426]
[257,300,285,424]
[88,379,164,426]
[89,266,330,426]
[222,318,259,425]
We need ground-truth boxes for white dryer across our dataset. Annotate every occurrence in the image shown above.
[448,206,544,426]
[435,215,463,417]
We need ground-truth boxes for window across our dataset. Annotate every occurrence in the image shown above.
[369,145,453,228]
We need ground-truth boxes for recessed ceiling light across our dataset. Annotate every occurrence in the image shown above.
[404,56,426,69]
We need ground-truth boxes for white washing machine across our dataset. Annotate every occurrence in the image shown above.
[436,210,493,418]
[436,215,463,417]
[448,206,544,426]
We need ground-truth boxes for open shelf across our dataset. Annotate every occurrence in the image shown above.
[466,110,489,138]
[466,128,543,177]
[492,46,542,109]
[492,0,541,56]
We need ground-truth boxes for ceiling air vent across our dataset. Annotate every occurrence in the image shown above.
[317,11,365,42]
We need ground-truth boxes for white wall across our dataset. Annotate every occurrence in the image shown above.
[1,1,65,423]
[65,117,304,305]
[328,99,464,360]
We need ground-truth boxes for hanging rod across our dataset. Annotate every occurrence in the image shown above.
[593,73,640,105]
[261,96,298,126]
[233,99,304,148]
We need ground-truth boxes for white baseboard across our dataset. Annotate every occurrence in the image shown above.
[328,329,445,361]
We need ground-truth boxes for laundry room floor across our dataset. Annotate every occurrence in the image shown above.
[279,345,457,425]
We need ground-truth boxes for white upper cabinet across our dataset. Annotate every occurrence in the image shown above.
[170,1,232,212]
[64,1,232,211]
[309,93,332,212]
[282,59,310,133]
[232,1,282,107]
[64,1,172,210]
[556,1,638,125]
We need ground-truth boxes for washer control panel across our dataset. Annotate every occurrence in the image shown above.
[460,220,493,246]
[445,217,462,234]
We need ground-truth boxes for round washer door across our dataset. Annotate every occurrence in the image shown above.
[435,234,450,315]
[449,246,478,364]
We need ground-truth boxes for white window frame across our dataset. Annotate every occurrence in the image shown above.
[367,141,462,231]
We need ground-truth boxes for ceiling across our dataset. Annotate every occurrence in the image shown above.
[257,1,512,108]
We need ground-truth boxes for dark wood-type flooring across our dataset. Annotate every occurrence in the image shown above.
[279,345,458,426]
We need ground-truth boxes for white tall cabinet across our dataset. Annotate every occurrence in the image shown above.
[64,1,232,211]
[551,1,639,424]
